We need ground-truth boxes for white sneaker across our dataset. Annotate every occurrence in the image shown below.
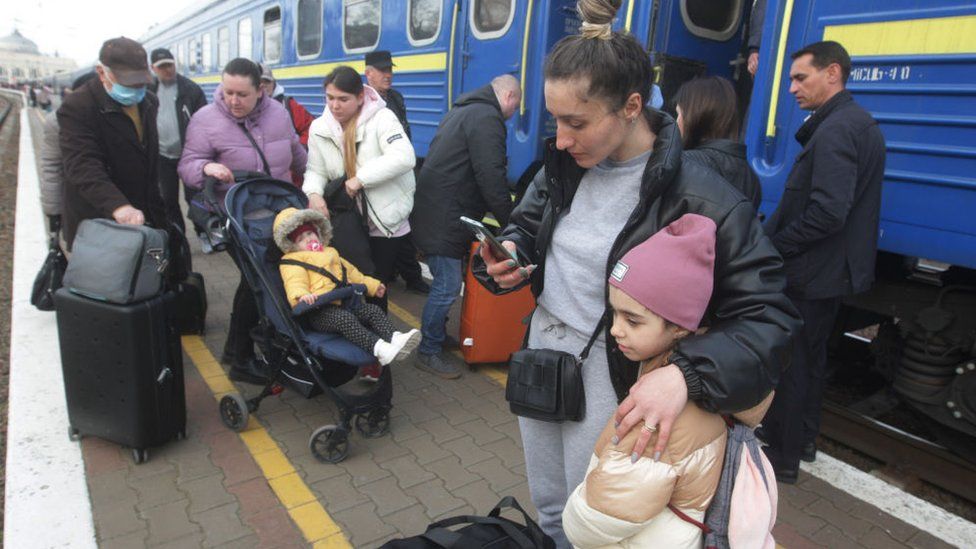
[373,339,398,366]
[391,329,421,362]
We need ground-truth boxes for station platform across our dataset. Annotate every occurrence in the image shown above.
[4,96,974,548]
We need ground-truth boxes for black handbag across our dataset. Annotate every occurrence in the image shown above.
[505,317,605,423]
[380,496,555,549]
[324,176,376,275]
[31,230,67,311]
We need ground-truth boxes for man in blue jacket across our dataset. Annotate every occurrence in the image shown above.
[762,41,886,483]
[410,75,521,379]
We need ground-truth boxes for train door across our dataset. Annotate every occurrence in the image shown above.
[641,0,754,106]
[451,0,524,97]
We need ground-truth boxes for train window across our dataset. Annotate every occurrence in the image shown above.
[343,0,382,52]
[177,42,185,68]
[297,0,323,58]
[471,0,514,40]
[238,18,253,60]
[408,0,441,45]
[680,0,743,41]
[218,27,230,68]
[202,33,213,72]
[188,37,200,72]
[264,7,282,63]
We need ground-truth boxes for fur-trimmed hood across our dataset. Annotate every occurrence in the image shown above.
[273,207,333,253]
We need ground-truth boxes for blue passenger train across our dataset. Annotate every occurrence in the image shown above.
[142,1,976,457]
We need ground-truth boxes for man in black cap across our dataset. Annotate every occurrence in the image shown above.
[148,47,207,235]
[57,36,166,249]
[364,50,429,294]
[365,50,410,139]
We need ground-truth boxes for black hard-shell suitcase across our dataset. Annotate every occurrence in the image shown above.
[54,288,186,463]
[174,272,207,334]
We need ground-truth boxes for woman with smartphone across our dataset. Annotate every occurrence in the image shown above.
[473,0,799,545]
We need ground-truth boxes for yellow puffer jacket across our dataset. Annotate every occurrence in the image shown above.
[273,207,382,307]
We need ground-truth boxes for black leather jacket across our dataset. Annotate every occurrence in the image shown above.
[473,111,800,413]
[683,139,762,212]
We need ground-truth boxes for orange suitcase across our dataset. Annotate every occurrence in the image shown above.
[459,243,537,364]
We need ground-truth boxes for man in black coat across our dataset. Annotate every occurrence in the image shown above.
[58,37,166,249]
[410,75,521,379]
[762,41,886,482]
[364,50,429,294]
[148,48,207,235]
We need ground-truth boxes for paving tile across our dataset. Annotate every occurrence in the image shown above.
[425,455,480,491]
[858,526,912,549]
[211,447,262,487]
[404,479,467,519]
[400,434,452,465]
[775,499,826,538]
[333,502,397,547]
[100,530,149,549]
[259,408,306,435]
[246,509,306,548]
[415,385,457,407]
[378,454,437,489]
[226,477,279,519]
[384,505,434,537]
[359,475,420,516]
[338,449,392,487]
[388,414,427,443]
[182,474,237,515]
[772,522,825,549]
[194,501,253,547]
[396,399,441,424]
[467,457,524,493]
[141,499,201,546]
[779,481,820,509]
[453,479,502,514]
[469,401,515,427]
[310,474,370,512]
[810,524,861,548]
[88,468,138,508]
[357,431,412,464]
[417,417,465,444]
[482,437,525,469]
[906,530,957,549]
[149,532,205,549]
[442,435,493,467]
[456,418,507,446]
[847,501,919,542]
[805,498,874,541]
[93,504,146,541]
[84,440,129,477]
[131,469,186,512]
[169,446,222,484]
[433,401,481,426]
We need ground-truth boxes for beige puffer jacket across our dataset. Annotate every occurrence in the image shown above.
[563,354,728,549]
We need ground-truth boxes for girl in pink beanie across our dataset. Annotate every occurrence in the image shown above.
[563,214,771,548]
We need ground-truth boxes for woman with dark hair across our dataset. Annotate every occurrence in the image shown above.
[179,57,307,384]
[474,0,798,544]
[675,76,763,211]
[302,65,416,302]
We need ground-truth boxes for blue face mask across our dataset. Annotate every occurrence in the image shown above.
[106,81,146,106]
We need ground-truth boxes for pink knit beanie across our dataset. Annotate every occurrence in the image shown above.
[608,213,717,331]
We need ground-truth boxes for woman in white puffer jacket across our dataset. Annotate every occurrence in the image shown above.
[303,65,416,297]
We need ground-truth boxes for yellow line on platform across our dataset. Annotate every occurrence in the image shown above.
[387,300,509,386]
[181,335,351,548]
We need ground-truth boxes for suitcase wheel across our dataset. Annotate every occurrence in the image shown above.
[219,393,250,432]
[132,448,149,464]
[68,425,81,442]
[176,429,187,441]
[309,425,349,464]
[354,409,391,439]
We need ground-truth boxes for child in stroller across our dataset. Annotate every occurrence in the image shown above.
[273,207,420,366]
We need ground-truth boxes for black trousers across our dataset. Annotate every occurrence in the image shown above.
[392,236,424,285]
[762,296,841,471]
[225,247,260,362]
[368,234,415,311]
[158,156,186,234]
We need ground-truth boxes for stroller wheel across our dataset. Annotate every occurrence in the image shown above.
[355,409,391,439]
[309,425,349,463]
[219,393,250,432]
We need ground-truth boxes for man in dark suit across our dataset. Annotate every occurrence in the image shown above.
[365,50,429,294]
[762,40,886,483]
[58,37,166,249]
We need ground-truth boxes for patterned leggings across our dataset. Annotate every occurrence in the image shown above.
[307,302,396,353]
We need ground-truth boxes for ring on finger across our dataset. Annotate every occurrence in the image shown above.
[641,422,657,433]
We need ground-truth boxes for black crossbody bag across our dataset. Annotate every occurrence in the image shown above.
[505,315,605,423]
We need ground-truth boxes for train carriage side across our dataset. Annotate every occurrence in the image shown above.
[746,0,976,273]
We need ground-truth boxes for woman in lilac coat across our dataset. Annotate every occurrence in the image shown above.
[178,57,307,385]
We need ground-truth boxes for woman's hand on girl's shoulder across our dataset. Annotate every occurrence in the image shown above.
[613,364,688,462]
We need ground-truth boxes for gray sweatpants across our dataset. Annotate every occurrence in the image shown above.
[520,306,619,548]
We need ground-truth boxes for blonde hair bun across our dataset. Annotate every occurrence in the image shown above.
[577,0,621,40]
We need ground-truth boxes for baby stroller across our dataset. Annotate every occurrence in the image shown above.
[210,174,393,463]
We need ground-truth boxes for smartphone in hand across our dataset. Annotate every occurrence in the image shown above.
[460,216,522,266]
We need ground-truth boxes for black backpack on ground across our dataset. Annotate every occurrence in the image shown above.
[168,225,207,334]
[381,497,555,549]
